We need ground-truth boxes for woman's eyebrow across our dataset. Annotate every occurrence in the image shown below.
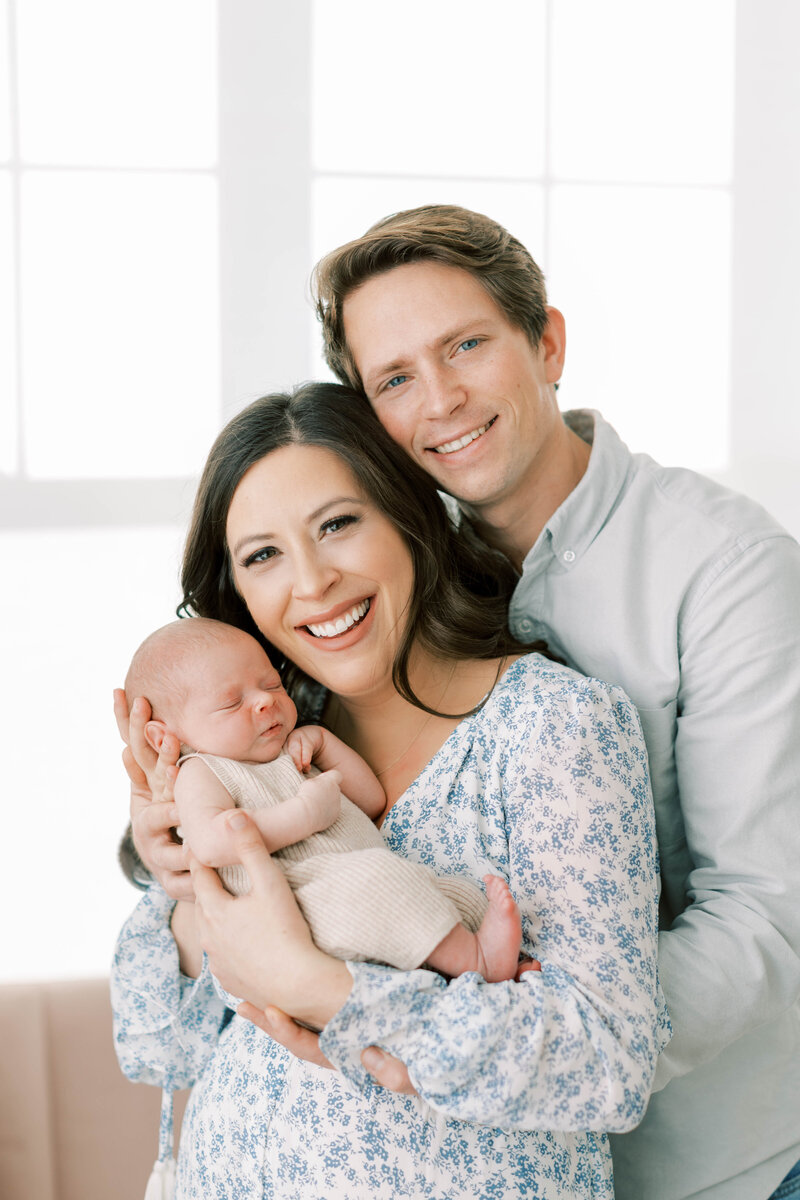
[230,532,274,557]
[307,494,363,521]
[230,496,363,557]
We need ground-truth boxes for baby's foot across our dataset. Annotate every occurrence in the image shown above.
[475,875,523,983]
[296,769,342,834]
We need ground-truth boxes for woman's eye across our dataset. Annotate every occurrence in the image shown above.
[242,545,279,568]
[321,514,359,535]
[458,338,479,352]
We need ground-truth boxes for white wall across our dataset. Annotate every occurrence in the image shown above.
[1,0,798,982]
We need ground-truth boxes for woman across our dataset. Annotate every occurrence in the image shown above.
[112,382,669,1199]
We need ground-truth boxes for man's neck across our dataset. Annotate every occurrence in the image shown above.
[463,426,592,570]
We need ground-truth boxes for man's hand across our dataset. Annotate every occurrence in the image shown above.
[238,1003,335,1069]
[238,1001,417,1094]
[114,687,192,899]
[190,811,352,1025]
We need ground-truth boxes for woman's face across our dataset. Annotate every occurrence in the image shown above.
[226,443,415,701]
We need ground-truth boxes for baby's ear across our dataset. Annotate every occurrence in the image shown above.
[144,720,168,754]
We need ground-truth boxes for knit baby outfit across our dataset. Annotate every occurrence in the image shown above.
[187,750,488,971]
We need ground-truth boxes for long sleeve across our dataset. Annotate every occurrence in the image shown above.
[111,884,229,1089]
[652,535,800,1089]
[320,664,670,1133]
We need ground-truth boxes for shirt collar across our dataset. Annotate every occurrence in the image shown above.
[521,409,633,572]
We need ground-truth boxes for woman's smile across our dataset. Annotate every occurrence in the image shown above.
[301,596,372,642]
[225,443,414,699]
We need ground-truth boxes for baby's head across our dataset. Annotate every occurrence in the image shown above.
[125,618,298,763]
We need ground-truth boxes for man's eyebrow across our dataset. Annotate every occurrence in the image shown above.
[230,495,363,557]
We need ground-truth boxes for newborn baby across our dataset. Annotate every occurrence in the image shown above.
[125,617,522,980]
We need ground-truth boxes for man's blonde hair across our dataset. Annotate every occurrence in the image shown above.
[312,204,549,390]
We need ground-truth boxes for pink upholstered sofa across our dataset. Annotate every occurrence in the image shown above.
[0,977,187,1200]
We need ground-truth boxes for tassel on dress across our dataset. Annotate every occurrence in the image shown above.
[144,1088,176,1199]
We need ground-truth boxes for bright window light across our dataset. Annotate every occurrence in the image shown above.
[0,525,186,983]
[548,183,732,471]
[17,0,217,167]
[312,0,547,179]
[0,172,16,472]
[21,170,220,479]
[551,0,735,184]
[0,0,10,163]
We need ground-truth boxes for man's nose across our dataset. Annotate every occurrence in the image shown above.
[420,363,467,419]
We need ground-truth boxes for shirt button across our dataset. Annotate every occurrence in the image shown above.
[519,618,534,634]
[562,549,576,563]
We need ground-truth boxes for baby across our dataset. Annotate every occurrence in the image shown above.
[125,617,522,981]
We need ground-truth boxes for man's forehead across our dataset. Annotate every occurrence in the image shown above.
[346,259,493,314]
[343,262,506,370]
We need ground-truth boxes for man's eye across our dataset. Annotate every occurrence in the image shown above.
[385,374,408,389]
[458,338,479,352]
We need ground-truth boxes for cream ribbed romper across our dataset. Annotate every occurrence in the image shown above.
[187,751,488,971]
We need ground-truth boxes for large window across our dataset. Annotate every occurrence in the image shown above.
[311,0,734,472]
[1,0,222,982]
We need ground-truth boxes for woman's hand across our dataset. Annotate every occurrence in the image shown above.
[190,811,352,1026]
[113,687,192,900]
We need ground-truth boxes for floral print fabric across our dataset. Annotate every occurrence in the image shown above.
[112,655,670,1198]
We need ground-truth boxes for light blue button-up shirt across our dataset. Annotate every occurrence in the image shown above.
[509,411,800,1200]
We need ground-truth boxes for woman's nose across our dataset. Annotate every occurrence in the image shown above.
[291,552,339,601]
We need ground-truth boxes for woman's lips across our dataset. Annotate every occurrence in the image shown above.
[305,598,370,639]
[295,597,375,650]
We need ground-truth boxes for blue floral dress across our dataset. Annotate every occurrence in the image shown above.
[112,655,670,1198]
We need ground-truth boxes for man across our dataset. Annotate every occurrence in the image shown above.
[307,205,800,1200]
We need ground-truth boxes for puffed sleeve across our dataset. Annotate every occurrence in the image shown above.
[111,884,229,1089]
[320,671,670,1132]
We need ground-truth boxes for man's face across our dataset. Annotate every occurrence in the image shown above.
[342,260,565,517]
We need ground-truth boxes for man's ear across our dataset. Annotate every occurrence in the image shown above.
[541,306,566,385]
[144,720,168,754]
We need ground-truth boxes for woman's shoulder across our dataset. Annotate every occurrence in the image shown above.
[484,652,639,728]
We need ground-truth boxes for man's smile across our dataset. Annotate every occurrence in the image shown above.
[430,417,497,455]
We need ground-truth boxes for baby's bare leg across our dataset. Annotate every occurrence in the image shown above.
[294,769,342,835]
[426,875,522,982]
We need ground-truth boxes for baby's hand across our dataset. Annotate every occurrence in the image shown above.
[286,725,322,775]
[295,770,342,834]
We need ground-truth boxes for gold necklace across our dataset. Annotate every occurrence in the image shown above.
[374,711,436,777]
[373,665,457,778]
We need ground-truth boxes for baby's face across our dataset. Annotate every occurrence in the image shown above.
[175,632,297,763]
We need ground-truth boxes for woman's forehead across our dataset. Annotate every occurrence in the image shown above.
[227,444,366,530]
